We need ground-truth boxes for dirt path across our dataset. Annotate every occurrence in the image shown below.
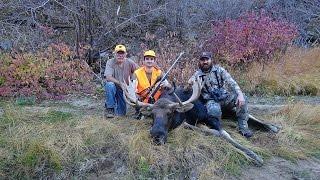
[248,96,320,105]
[237,157,320,180]
[247,96,320,116]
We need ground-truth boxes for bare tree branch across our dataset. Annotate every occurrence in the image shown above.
[31,0,51,10]
[52,0,81,16]
[295,8,320,18]
[102,3,168,37]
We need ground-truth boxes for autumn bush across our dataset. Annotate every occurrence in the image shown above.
[147,11,298,86]
[207,11,298,66]
[145,37,318,97]
[0,43,94,99]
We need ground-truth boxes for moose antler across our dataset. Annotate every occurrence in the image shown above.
[121,77,154,108]
[169,75,203,108]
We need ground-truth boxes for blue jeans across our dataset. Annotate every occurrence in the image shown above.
[104,82,126,116]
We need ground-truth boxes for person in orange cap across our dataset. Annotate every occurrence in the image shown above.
[132,50,171,119]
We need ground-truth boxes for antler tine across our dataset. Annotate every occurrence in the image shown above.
[122,92,137,106]
[181,76,203,105]
[168,76,203,108]
[122,77,154,108]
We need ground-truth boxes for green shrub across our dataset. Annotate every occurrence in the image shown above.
[0,77,5,86]
[253,79,279,95]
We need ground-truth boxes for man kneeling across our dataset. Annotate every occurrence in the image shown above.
[188,52,253,138]
[133,50,171,119]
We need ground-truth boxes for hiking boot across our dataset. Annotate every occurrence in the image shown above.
[239,128,253,138]
[104,108,115,118]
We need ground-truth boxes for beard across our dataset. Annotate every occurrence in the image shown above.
[199,63,212,73]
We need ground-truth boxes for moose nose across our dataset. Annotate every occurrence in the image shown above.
[154,136,165,145]
[150,128,167,145]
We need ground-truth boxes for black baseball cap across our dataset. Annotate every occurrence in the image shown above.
[199,52,212,60]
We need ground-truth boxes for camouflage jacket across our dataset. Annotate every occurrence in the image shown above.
[189,65,242,100]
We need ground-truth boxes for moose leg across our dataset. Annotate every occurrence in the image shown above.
[182,122,263,166]
[219,130,263,166]
[248,114,281,133]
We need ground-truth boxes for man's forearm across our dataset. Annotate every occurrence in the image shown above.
[235,88,242,95]
[105,76,121,85]
[236,90,244,98]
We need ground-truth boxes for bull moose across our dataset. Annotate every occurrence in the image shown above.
[121,77,280,165]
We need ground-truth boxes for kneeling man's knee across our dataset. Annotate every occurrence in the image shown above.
[206,101,222,117]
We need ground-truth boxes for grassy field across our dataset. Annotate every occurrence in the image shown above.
[0,96,319,179]
[233,47,320,96]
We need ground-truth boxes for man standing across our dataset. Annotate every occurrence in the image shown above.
[104,44,138,118]
[189,52,253,138]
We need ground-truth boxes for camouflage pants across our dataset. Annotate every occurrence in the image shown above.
[205,93,249,130]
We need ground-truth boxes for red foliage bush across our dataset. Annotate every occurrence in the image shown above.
[207,11,298,66]
[0,43,94,99]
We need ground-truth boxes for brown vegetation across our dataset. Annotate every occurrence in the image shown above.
[232,47,320,96]
[0,95,319,179]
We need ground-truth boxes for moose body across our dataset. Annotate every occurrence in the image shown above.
[149,87,209,144]
[122,77,281,165]
[122,77,204,144]
[150,86,281,144]
[122,77,280,146]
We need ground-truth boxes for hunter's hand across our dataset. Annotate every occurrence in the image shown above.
[183,83,191,92]
[160,81,172,89]
[119,82,127,90]
[236,92,245,108]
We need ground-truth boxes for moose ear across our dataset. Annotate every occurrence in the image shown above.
[175,103,194,113]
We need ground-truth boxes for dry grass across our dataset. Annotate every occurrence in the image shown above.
[0,96,319,179]
[251,102,320,162]
[126,125,251,178]
[272,103,320,160]
[0,100,127,179]
[233,47,320,96]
